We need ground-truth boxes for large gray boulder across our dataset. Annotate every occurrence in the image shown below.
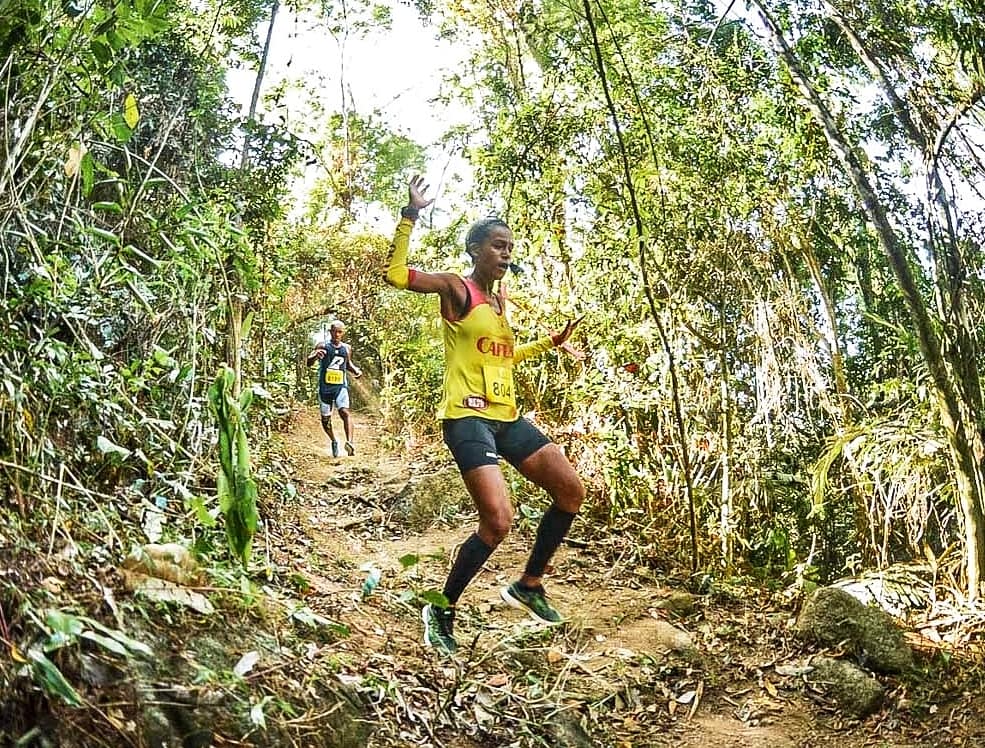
[795,586,913,673]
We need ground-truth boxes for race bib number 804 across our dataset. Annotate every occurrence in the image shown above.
[482,365,515,406]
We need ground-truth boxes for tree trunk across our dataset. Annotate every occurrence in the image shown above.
[718,324,733,568]
[241,0,280,171]
[228,0,279,397]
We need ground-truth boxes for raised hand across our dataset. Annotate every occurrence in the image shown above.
[550,315,584,347]
[408,175,434,211]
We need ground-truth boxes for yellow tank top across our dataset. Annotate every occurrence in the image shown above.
[437,278,518,422]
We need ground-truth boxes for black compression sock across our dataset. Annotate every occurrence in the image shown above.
[524,505,576,578]
[443,533,494,605]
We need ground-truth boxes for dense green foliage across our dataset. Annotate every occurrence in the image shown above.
[2,0,985,741]
[0,0,299,566]
[2,0,985,727]
[402,0,985,587]
[208,366,259,565]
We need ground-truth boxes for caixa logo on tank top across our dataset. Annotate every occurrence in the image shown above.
[463,395,488,410]
[476,336,513,358]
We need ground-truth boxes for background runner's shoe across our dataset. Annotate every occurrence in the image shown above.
[331,440,340,457]
[345,441,355,456]
[501,582,563,624]
[421,604,457,654]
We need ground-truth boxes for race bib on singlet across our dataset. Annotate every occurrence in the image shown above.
[482,365,515,406]
[324,368,344,385]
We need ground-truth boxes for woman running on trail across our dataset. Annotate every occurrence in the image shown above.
[384,175,585,655]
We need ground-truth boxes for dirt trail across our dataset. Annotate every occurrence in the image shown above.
[277,406,923,748]
[286,409,692,660]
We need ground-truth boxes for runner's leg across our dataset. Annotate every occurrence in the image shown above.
[442,465,509,604]
[514,444,584,588]
[339,407,353,442]
[319,399,336,441]
[336,389,355,454]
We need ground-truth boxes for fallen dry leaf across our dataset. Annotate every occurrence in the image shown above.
[763,676,779,698]
[688,680,704,719]
[121,569,214,615]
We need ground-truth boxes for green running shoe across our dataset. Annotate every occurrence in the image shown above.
[501,582,564,624]
[331,440,340,457]
[421,604,458,655]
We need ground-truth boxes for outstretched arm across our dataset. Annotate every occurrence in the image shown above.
[384,176,464,301]
[514,317,583,364]
[306,341,326,366]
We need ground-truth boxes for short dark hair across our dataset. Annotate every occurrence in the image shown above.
[465,216,510,255]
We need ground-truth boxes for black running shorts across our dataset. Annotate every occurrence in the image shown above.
[442,416,551,474]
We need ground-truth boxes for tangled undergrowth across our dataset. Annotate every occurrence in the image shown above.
[4,410,985,747]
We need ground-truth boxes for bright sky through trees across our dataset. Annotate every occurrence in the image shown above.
[226,0,470,224]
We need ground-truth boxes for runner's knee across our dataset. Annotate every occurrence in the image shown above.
[479,507,513,546]
[553,475,585,514]
[320,416,333,434]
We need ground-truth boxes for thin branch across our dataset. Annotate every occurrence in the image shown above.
[582,0,699,570]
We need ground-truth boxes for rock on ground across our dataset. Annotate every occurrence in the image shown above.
[795,586,913,673]
[807,656,885,718]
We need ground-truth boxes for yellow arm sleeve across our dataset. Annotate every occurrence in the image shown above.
[513,336,554,364]
[384,217,415,289]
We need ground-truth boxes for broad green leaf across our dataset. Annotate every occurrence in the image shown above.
[28,649,82,707]
[80,630,129,657]
[398,553,419,569]
[151,346,175,367]
[110,113,132,142]
[89,40,111,63]
[418,590,450,607]
[289,606,329,627]
[91,201,123,214]
[80,153,94,196]
[105,29,125,51]
[188,496,217,527]
[89,227,120,245]
[80,617,154,657]
[216,472,232,512]
[288,606,349,636]
[240,310,254,342]
[123,93,139,129]
[45,609,84,637]
[124,244,161,267]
